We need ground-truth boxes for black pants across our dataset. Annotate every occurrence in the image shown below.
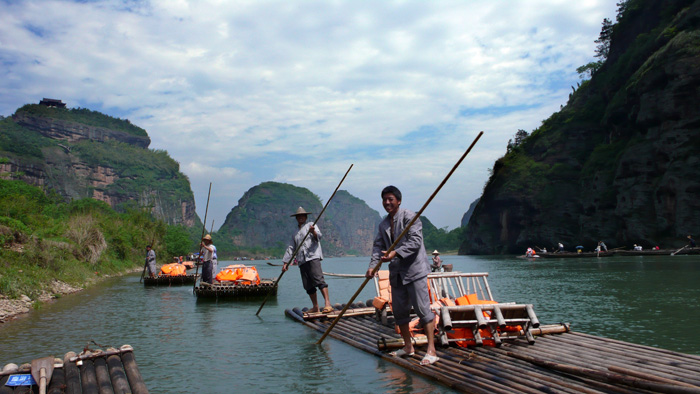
[202,260,213,283]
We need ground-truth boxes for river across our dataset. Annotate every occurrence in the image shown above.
[1,255,699,393]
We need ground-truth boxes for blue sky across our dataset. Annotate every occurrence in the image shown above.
[0,0,618,230]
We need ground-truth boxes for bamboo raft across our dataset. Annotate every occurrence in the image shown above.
[538,251,615,258]
[287,304,700,394]
[536,247,700,258]
[193,279,278,299]
[0,345,148,394]
[143,274,199,286]
[288,271,700,393]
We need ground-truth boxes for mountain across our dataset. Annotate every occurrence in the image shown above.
[461,0,700,254]
[216,182,381,257]
[460,198,479,228]
[0,102,197,226]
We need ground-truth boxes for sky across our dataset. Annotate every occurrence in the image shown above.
[0,0,618,230]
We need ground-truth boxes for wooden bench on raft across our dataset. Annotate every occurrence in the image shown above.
[373,271,541,348]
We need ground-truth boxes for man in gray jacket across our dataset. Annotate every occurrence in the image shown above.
[145,245,157,278]
[282,207,333,313]
[365,186,439,365]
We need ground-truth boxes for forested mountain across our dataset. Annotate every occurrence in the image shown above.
[462,0,700,254]
[0,103,198,227]
[215,182,382,257]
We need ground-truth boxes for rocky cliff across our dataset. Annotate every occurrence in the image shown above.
[0,104,196,227]
[216,182,381,257]
[13,112,150,148]
[461,0,700,254]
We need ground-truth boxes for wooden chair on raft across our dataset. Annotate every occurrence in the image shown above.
[372,271,541,348]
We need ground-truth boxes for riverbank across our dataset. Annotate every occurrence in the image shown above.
[0,268,141,323]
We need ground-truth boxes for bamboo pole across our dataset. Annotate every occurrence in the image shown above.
[548,332,700,374]
[322,272,365,278]
[317,131,484,345]
[121,350,149,394]
[507,351,700,394]
[92,357,112,394]
[79,359,98,394]
[672,244,689,256]
[63,352,81,394]
[293,309,506,394]
[541,333,700,381]
[256,164,353,316]
[192,182,212,292]
[319,313,570,394]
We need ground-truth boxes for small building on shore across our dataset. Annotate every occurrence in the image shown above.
[39,98,66,108]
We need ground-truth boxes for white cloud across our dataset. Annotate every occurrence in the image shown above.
[0,0,619,230]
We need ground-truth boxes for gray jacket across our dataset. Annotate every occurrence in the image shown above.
[282,222,323,265]
[369,208,429,285]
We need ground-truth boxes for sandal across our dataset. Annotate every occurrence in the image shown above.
[322,306,334,313]
[420,354,439,366]
[389,349,415,357]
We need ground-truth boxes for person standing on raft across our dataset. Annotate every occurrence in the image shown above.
[145,245,157,278]
[365,186,439,366]
[200,234,217,285]
[282,207,333,314]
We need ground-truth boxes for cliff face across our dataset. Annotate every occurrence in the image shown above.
[461,0,700,254]
[0,106,196,227]
[13,112,151,148]
[323,190,382,256]
[217,182,381,257]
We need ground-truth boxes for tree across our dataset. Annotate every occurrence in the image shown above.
[164,225,193,258]
[616,0,629,22]
[577,61,603,79]
[595,18,614,60]
[507,129,529,153]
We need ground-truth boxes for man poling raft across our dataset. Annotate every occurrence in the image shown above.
[256,164,353,316]
[365,185,439,366]
[282,207,333,314]
[317,131,484,364]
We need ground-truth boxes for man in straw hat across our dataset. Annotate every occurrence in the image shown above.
[200,234,217,285]
[365,186,438,365]
[431,250,443,272]
[282,206,333,313]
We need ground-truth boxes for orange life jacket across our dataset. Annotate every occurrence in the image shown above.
[160,263,187,276]
[215,265,261,285]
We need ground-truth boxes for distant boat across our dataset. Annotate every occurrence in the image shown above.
[538,251,614,258]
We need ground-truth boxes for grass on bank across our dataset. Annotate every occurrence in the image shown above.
[0,179,197,300]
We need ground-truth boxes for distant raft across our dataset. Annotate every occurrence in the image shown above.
[0,345,148,394]
[143,263,198,286]
[194,264,277,299]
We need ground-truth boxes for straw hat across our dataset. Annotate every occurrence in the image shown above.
[202,234,212,241]
[291,206,312,217]
[432,250,440,255]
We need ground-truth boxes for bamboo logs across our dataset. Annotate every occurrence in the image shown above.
[287,302,700,394]
[1,346,148,394]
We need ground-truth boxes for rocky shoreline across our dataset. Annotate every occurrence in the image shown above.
[0,268,141,324]
[0,280,82,323]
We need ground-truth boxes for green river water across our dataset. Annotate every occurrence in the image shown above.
[1,255,699,393]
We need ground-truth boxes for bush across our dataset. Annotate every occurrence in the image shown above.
[0,179,170,298]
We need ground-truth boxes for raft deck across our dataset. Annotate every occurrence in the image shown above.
[0,345,148,394]
[194,278,277,299]
[287,304,700,394]
[143,274,198,286]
